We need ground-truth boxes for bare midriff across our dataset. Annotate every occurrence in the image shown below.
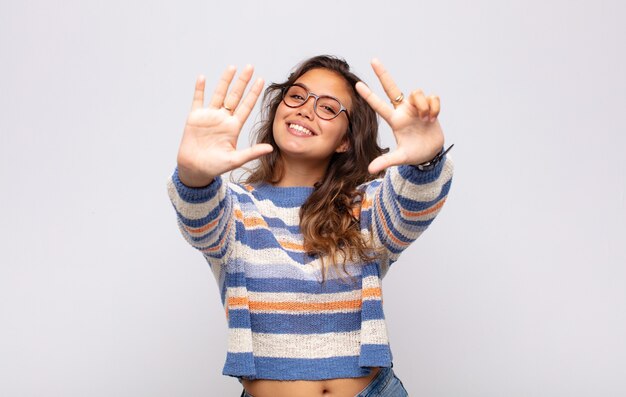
[241,367,380,397]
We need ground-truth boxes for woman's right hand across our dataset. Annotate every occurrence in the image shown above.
[176,65,274,187]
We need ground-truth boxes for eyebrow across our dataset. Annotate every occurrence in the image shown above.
[294,82,349,106]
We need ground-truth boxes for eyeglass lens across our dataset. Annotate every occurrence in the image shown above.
[283,85,343,120]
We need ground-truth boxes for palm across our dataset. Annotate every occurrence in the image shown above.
[355,59,445,174]
[177,65,273,186]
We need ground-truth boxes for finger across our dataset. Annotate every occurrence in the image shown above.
[368,150,408,174]
[370,58,403,103]
[428,95,440,121]
[231,143,274,167]
[355,81,393,122]
[224,64,254,110]
[234,78,264,122]
[209,65,237,109]
[191,75,206,111]
[409,90,430,121]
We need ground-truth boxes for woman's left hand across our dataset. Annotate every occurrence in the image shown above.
[356,59,445,174]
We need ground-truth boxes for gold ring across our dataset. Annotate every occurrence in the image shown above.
[223,104,233,112]
[392,93,404,104]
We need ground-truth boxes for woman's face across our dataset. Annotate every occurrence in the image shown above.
[272,68,352,164]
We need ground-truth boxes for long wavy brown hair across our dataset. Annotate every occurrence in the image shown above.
[245,55,388,281]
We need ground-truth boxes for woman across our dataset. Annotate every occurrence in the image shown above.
[168,55,454,396]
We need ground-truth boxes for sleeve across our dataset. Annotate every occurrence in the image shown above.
[360,156,454,274]
[166,167,235,264]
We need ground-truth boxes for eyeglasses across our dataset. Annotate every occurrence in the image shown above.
[282,83,350,121]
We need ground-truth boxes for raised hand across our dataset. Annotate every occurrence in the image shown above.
[176,65,273,187]
[355,59,445,174]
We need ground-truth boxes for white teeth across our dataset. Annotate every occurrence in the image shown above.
[289,123,313,135]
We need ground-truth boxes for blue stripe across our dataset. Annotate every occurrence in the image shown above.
[228,309,252,328]
[362,300,385,320]
[361,263,380,277]
[245,276,361,293]
[396,178,452,212]
[226,272,247,287]
[175,196,230,228]
[374,217,404,255]
[376,195,414,246]
[359,343,392,367]
[250,356,374,380]
[225,272,364,291]
[172,168,223,204]
[250,184,315,207]
[238,226,283,250]
[188,214,229,242]
[223,352,256,378]
[250,312,361,334]
[397,156,448,184]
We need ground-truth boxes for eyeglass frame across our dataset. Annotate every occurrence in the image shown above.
[281,83,351,122]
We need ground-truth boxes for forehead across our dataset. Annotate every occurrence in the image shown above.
[294,68,353,109]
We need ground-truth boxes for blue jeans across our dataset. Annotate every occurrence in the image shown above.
[240,365,408,396]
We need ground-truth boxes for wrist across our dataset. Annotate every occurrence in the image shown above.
[177,166,215,188]
[414,144,454,171]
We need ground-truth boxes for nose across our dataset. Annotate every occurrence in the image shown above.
[296,96,316,120]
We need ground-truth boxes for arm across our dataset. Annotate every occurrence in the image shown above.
[168,65,272,261]
[355,59,454,273]
[167,169,234,261]
[365,158,453,268]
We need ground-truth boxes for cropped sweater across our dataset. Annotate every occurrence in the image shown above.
[167,158,454,380]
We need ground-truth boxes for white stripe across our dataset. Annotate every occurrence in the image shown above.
[250,331,361,359]
[227,286,248,298]
[167,177,227,220]
[361,319,389,345]
[387,160,454,202]
[361,275,380,289]
[231,242,364,281]
[248,290,361,304]
[227,328,254,353]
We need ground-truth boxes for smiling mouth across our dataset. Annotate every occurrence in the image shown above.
[288,123,316,136]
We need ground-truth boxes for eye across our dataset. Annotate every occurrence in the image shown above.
[321,105,336,115]
[318,97,341,116]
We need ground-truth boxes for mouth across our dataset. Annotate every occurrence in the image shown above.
[287,122,317,137]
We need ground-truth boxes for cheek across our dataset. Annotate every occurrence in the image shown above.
[273,104,288,127]
[326,120,349,140]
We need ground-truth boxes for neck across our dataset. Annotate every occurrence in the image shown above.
[273,154,330,187]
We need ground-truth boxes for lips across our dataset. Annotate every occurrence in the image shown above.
[287,122,317,137]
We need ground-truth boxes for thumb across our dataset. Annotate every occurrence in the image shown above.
[368,150,408,174]
[231,143,274,168]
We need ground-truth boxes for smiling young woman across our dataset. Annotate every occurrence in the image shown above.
[168,55,454,396]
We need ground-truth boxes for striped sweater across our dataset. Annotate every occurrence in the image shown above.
[167,158,454,380]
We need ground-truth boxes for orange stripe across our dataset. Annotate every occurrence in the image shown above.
[362,287,382,298]
[375,195,410,247]
[186,216,219,234]
[243,216,268,228]
[401,198,446,218]
[201,215,233,253]
[361,198,373,210]
[249,299,362,311]
[280,240,304,251]
[234,209,244,220]
[228,296,249,307]
[185,207,224,234]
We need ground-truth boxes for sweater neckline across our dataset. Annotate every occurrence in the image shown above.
[251,182,315,207]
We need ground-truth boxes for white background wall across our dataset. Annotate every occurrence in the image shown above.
[1,0,625,396]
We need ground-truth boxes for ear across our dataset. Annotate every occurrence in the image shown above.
[335,134,350,153]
